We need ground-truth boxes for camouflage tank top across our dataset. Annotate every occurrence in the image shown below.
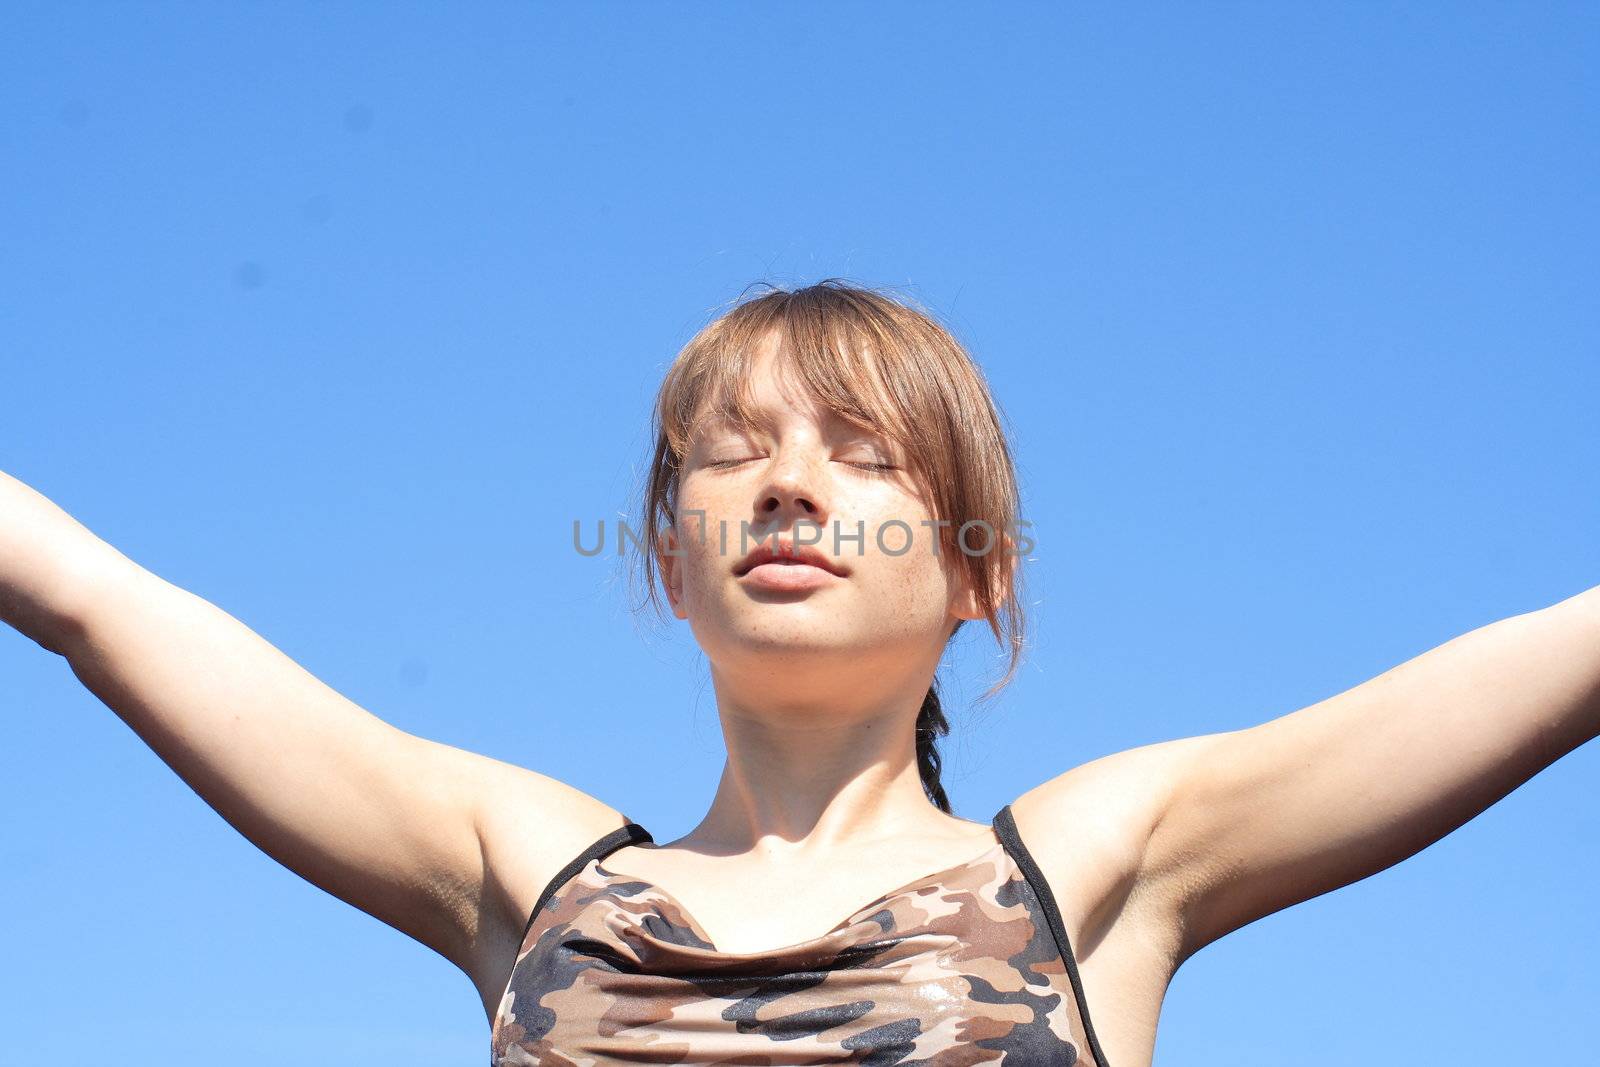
[491,803,1111,1065]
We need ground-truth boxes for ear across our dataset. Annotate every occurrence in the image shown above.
[656,526,689,621]
[948,558,985,623]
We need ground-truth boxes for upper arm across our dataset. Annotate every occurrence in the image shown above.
[55,556,625,1004]
[1142,591,1600,963]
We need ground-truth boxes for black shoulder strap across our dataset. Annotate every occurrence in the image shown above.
[992,803,1113,1067]
[517,817,654,945]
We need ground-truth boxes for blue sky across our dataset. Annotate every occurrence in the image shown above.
[2,4,1596,1064]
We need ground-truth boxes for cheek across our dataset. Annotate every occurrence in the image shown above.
[883,542,957,612]
[671,528,727,613]
[847,516,960,626]
[670,486,730,574]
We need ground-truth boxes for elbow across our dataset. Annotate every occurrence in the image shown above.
[1,586,85,658]
[29,546,146,658]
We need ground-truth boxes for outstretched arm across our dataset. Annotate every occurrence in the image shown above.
[0,469,624,1015]
[1142,584,1600,963]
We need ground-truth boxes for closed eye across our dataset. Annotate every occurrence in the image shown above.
[704,457,899,473]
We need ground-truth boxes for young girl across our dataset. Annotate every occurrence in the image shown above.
[3,280,1596,1066]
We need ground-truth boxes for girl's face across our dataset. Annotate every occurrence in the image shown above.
[658,337,984,681]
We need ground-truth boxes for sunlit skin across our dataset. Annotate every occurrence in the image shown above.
[5,312,1597,1060]
[652,333,1001,861]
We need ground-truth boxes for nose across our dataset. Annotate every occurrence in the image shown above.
[754,448,829,530]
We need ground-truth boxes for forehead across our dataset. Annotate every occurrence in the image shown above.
[756,361,828,420]
[696,344,858,435]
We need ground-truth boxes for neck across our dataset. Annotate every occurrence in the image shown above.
[685,653,967,857]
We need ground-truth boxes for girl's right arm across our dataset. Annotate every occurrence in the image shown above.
[0,469,627,1018]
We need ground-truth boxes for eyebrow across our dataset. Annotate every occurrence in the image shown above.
[692,402,788,437]
[690,390,899,450]
[691,412,764,442]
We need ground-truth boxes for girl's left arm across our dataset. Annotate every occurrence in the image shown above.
[1143,583,1600,963]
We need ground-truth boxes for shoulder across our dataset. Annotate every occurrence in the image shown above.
[475,757,634,927]
[1007,734,1215,966]
[467,755,633,1012]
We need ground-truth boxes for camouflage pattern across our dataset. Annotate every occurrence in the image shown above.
[492,808,1101,1065]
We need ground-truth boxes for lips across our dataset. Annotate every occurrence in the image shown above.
[733,537,850,578]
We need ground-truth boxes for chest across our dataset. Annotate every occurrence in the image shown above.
[494,858,1097,1066]
[598,844,990,955]
[647,884,907,956]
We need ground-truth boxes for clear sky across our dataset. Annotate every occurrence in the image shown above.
[2,4,1596,1064]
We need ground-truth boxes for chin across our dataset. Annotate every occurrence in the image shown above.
[703,620,867,660]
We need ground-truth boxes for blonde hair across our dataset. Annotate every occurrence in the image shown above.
[631,279,1026,813]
